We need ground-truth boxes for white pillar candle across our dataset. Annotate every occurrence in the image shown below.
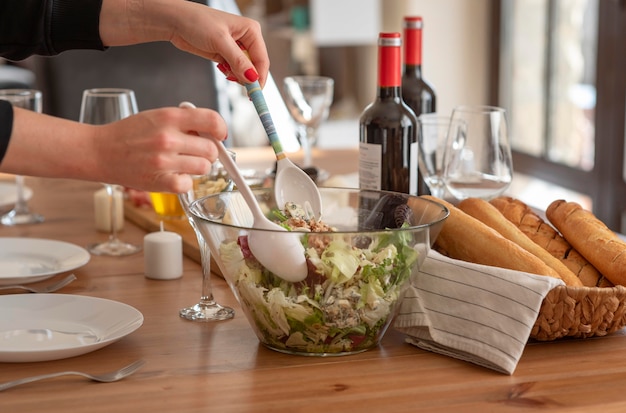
[144,224,183,280]
[94,187,124,232]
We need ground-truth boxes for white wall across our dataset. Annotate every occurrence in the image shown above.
[382,0,491,117]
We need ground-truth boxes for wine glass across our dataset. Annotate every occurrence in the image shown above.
[283,76,334,167]
[178,154,235,321]
[443,105,513,200]
[0,89,45,225]
[79,88,142,256]
[417,113,465,199]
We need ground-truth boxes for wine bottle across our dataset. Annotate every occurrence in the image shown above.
[402,16,437,195]
[358,32,418,196]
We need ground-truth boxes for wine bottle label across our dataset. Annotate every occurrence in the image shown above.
[358,142,382,191]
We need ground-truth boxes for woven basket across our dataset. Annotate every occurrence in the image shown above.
[531,285,626,341]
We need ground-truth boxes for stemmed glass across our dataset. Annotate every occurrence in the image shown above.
[283,76,334,167]
[79,88,142,256]
[443,105,513,200]
[178,155,235,321]
[417,113,465,199]
[0,89,45,225]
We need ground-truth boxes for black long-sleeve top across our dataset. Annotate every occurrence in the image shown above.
[0,0,105,164]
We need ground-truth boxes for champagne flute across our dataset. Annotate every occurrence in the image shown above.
[283,76,334,167]
[178,155,235,321]
[443,105,513,200]
[0,89,45,225]
[79,88,141,256]
[417,114,465,199]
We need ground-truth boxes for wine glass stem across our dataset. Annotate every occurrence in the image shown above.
[12,175,30,214]
[106,184,119,243]
[430,183,446,200]
[197,235,215,305]
[299,125,317,167]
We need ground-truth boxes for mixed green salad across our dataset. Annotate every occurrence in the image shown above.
[219,203,419,354]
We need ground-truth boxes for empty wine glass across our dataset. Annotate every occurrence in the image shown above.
[178,154,235,322]
[0,89,45,225]
[443,105,513,200]
[79,88,141,256]
[283,76,334,167]
[417,113,465,199]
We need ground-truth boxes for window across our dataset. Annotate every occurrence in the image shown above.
[494,0,626,231]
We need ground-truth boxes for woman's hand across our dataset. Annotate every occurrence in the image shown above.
[91,106,229,192]
[99,0,269,87]
[2,106,228,193]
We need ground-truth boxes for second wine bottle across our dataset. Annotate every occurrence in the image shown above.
[359,32,418,196]
[402,16,437,196]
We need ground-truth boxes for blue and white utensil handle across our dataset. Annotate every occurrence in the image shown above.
[244,81,287,161]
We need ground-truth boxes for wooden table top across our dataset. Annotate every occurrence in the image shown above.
[3,147,626,412]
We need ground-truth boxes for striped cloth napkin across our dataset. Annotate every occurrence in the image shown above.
[394,250,564,374]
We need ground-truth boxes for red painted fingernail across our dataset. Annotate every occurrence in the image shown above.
[216,63,227,74]
[236,41,245,50]
[226,74,238,82]
[244,68,259,82]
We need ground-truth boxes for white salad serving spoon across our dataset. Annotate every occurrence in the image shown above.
[179,102,308,283]
[243,81,322,220]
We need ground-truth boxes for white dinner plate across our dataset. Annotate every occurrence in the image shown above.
[0,238,91,285]
[0,294,143,362]
[0,182,33,211]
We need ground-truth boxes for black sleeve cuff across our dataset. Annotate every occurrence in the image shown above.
[0,100,14,166]
[49,0,106,54]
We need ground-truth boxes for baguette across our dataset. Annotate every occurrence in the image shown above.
[546,200,626,286]
[490,196,608,287]
[422,195,563,280]
[459,198,582,286]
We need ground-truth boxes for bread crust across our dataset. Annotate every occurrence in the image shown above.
[490,196,607,287]
[459,198,582,286]
[546,200,626,286]
[422,195,563,280]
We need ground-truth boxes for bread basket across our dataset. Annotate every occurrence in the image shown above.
[531,284,626,341]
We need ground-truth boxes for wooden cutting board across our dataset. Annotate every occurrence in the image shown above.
[123,200,224,277]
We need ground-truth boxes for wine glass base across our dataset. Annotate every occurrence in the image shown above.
[1,211,44,226]
[88,240,142,256]
[179,302,235,322]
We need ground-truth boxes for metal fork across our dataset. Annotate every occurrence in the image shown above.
[0,273,77,293]
[0,359,146,391]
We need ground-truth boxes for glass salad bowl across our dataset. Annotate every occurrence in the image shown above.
[189,187,449,356]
